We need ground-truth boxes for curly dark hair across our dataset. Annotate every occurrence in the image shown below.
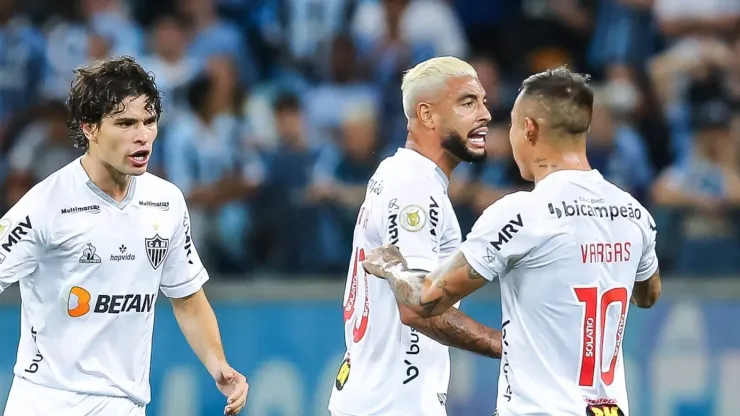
[66,56,163,150]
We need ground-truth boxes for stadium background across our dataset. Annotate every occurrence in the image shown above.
[0,0,739,414]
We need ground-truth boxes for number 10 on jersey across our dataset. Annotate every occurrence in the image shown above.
[574,287,629,387]
[343,247,369,342]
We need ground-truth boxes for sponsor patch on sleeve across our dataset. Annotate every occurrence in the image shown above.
[399,205,427,232]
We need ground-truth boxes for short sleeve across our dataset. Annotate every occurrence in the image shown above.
[0,189,47,294]
[459,192,529,282]
[636,210,659,282]
[159,191,209,298]
[382,180,446,273]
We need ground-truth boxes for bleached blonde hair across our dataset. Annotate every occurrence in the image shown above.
[401,56,478,120]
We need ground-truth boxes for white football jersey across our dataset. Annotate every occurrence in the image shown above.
[460,170,658,416]
[329,148,462,416]
[0,158,209,405]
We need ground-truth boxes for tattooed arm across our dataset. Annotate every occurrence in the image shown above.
[364,248,488,318]
[399,303,502,358]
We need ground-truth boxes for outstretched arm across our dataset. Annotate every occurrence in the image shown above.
[364,248,488,318]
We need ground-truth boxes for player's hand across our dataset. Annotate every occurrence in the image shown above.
[362,244,407,279]
[213,363,249,415]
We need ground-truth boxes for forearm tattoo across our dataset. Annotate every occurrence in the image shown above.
[417,309,503,359]
[385,268,426,311]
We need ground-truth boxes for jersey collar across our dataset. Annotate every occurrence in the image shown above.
[395,148,450,190]
[75,157,138,210]
[536,169,604,188]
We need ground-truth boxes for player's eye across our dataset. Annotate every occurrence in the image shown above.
[462,101,474,107]
[116,120,135,127]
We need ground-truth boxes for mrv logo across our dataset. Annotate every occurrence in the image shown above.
[548,200,642,221]
[490,214,523,251]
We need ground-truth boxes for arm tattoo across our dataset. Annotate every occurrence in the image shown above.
[387,252,486,317]
[385,269,426,311]
[467,265,483,280]
[411,309,502,359]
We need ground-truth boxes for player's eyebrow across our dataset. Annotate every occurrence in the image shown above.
[458,93,486,102]
[114,115,157,124]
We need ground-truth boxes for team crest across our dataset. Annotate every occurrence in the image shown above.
[334,357,351,391]
[399,205,427,232]
[145,234,170,270]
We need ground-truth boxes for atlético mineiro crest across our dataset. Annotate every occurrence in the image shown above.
[145,234,170,270]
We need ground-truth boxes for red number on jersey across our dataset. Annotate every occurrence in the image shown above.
[574,286,629,387]
[343,247,369,342]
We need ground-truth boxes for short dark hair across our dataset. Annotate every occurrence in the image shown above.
[185,74,212,115]
[67,56,162,150]
[519,66,593,136]
[273,92,301,114]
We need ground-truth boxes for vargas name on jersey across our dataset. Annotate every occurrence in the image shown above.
[460,170,658,416]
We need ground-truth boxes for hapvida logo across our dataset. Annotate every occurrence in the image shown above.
[110,244,135,261]
[110,253,135,261]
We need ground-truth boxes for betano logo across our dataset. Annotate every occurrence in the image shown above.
[67,286,155,317]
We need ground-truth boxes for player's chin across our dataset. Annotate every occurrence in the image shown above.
[465,142,487,163]
[122,160,149,176]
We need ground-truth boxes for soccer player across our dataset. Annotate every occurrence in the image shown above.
[363,67,662,416]
[0,57,248,416]
[328,56,503,416]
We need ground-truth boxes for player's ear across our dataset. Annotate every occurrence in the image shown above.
[417,102,434,129]
[523,117,539,146]
[82,123,99,144]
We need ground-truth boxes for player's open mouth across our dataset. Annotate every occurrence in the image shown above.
[468,127,488,148]
[128,150,150,168]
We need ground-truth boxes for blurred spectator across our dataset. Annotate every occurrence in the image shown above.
[651,99,740,274]
[469,55,507,113]
[307,104,380,271]
[1,0,740,277]
[0,0,46,129]
[43,0,143,100]
[650,37,735,161]
[588,84,654,200]
[251,91,319,273]
[588,0,658,77]
[259,0,354,75]
[163,56,259,273]
[84,0,144,57]
[508,0,595,74]
[5,100,81,205]
[652,100,740,213]
[303,33,379,145]
[352,0,468,59]
[140,15,200,119]
[177,0,258,86]
[653,0,740,40]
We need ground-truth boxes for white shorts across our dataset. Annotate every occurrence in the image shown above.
[3,376,145,416]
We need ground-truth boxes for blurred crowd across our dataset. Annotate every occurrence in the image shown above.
[0,0,739,277]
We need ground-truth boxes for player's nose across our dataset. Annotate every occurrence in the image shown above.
[478,104,492,125]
